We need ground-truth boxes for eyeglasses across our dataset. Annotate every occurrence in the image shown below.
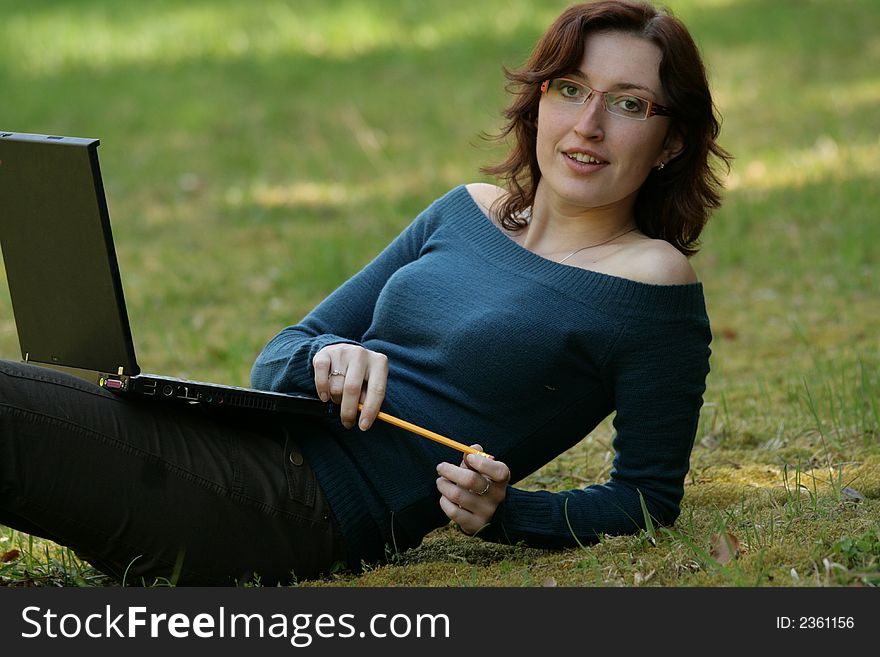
[540,78,672,121]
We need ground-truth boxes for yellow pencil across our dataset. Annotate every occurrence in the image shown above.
[357,404,493,459]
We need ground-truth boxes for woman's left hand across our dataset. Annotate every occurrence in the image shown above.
[436,445,510,536]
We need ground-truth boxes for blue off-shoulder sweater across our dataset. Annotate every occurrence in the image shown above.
[251,185,712,569]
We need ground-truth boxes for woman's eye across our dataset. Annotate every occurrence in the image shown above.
[616,96,647,113]
[560,84,581,98]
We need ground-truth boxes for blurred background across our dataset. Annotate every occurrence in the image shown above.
[0,0,877,586]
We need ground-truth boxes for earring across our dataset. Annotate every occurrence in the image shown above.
[657,161,666,170]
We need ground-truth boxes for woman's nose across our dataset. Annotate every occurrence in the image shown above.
[573,92,606,140]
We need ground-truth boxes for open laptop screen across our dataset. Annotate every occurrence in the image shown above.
[0,132,140,376]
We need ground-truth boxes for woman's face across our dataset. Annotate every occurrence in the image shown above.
[535,30,679,219]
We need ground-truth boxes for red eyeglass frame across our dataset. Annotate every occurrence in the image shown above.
[540,79,673,119]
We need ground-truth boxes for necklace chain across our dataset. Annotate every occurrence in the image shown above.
[556,226,638,264]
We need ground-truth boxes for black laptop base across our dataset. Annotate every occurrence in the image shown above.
[119,373,336,417]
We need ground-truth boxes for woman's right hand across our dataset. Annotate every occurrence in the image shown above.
[313,344,388,431]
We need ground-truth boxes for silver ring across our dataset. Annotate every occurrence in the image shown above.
[330,369,345,377]
[476,478,491,496]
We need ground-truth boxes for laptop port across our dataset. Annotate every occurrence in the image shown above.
[175,385,199,401]
[101,377,124,391]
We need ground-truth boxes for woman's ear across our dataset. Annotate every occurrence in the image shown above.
[658,127,684,166]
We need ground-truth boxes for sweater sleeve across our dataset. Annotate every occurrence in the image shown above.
[477,309,712,548]
[250,202,441,395]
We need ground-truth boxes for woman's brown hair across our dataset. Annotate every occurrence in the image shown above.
[482,0,732,256]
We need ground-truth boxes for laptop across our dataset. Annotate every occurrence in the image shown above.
[0,131,334,417]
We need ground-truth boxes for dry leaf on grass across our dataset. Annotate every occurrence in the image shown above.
[709,532,740,565]
[634,570,656,586]
[1,548,21,563]
[841,487,866,502]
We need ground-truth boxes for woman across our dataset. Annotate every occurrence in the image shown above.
[0,0,729,585]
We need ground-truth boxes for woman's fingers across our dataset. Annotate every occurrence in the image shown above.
[437,463,494,503]
[437,494,476,531]
[312,344,389,430]
[435,475,495,536]
[357,352,388,430]
[436,472,483,508]
[338,356,366,428]
[464,449,510,486]
[312,350,333,402]
[436,445,510,533]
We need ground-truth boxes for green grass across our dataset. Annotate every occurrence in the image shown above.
[1,0,878,587]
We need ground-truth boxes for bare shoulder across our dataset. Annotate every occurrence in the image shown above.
[465,182,507,219]
[622,239,699,285]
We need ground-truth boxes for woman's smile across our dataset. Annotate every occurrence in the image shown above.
[562,148,609,172]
